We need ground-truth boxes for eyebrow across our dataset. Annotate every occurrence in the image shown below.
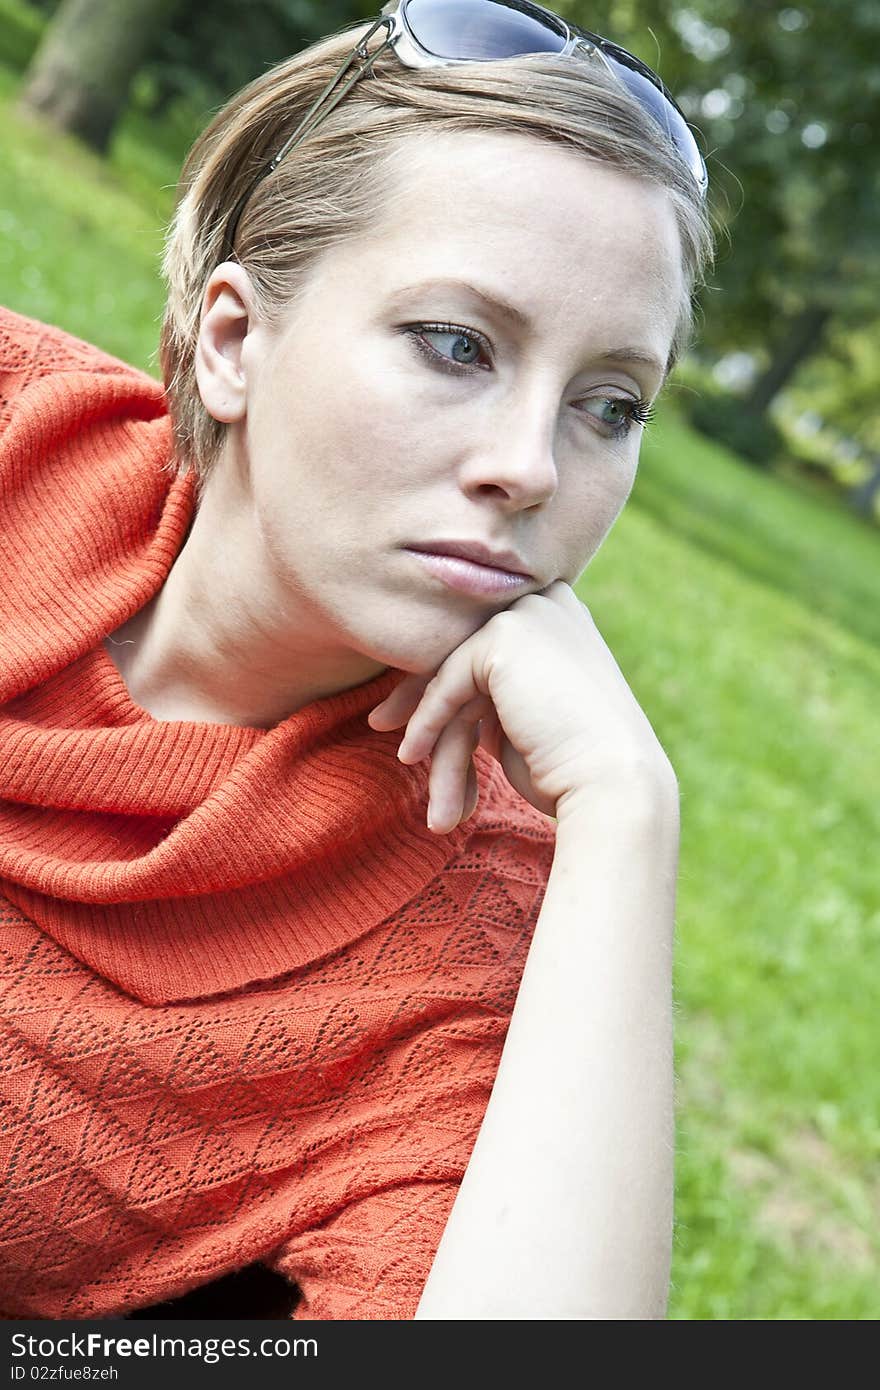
[390,278,667,382]
[390,277,532,330]
[597,347,669,382]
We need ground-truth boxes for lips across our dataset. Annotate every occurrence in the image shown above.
[406,540,533,578]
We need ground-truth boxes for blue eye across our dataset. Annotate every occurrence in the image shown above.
[404,323,655,441]
[433,330,481,364]
[576,395,655,438]
[406,322,491,372]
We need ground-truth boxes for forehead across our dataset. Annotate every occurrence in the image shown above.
[338,129,685,369]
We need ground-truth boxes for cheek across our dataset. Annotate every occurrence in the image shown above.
[578,444,638,503]
[329,394,441,501]
[560,455,638,567]
[600,455,639,521]
[284,346,433,485]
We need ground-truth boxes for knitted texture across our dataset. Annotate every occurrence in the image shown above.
[0,307,556,1319]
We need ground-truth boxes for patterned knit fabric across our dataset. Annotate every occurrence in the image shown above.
[0,307,556,1319]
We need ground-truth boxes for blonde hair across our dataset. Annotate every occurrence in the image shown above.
[160,21,713,484]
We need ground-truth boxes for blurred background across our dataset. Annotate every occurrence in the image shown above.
[1,0,877,1318]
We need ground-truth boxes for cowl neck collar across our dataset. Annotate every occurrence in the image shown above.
[0,338,475,1004]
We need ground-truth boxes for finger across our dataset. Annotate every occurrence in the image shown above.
[426,716,482,834]
[461,757,479,822]
[395,640,494,762]
[367,673,430,731]
[543,577,585,611]
[477,707,504,762]
[401,690,492,766]
[391,635,488,763]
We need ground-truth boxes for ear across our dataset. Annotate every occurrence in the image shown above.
[194,263,260,424]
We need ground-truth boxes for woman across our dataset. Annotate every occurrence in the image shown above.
[0,0,712,1320]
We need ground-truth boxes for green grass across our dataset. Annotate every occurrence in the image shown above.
[2,74,878,1319]
[0,67,175,372]
[583,417,880,1318]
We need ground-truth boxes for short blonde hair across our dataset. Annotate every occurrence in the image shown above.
[160,21,713,485]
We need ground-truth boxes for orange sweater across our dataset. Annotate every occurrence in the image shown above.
[0,307,555,1319]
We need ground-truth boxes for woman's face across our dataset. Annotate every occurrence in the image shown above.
[214,129,684,678]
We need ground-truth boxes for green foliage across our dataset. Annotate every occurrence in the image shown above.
[787,320,880,456]
[557,1,880,447]
[0,0,43,69]
[134,0,377,119]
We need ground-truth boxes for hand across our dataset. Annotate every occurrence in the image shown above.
[367,580,676,834]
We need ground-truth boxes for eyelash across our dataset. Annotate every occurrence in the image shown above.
[403,321,655,439]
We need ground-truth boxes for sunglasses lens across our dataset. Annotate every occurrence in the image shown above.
[397,1,707,193]
[403,0,568,60]
[602,53,707,190]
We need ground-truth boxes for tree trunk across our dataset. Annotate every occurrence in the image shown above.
[745,303,833,417]
[20,0,180,153]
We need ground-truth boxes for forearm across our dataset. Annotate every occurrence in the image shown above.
[415,773,680,1320]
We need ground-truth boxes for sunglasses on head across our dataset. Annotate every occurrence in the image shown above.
[220,0,708,262]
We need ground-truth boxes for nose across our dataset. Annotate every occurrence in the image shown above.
[457,396,560,511]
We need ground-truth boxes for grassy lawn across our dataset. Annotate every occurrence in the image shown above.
[2,79,878,1320]
[585,421,879,1318]
[0,65,175,372]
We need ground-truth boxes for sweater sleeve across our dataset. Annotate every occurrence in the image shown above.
[0,304,141,432]
[272,1180,460,1321]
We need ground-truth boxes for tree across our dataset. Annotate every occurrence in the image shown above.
[661,1,878,426]
[20,0,182,153]
[559,1,879,448]
[136,1,376,121]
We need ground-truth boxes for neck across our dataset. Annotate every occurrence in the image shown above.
[104,451,386,728]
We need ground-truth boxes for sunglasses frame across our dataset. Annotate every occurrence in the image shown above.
[219,0,707,263]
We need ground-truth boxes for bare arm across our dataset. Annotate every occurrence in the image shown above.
[414,775,678,1320]
[369,581,680,1320]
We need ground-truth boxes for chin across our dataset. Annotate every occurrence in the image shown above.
[352,611,483,678]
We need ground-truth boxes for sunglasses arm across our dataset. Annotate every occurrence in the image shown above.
[220,17,396,262]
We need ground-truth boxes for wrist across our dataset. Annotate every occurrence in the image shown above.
[555,755,680,831]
